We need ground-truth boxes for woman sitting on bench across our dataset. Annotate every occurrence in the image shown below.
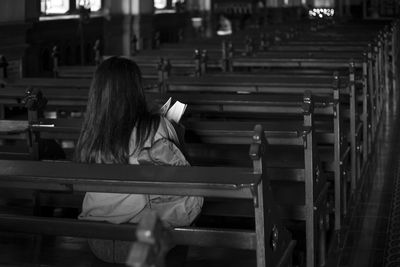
[75,57,203,264]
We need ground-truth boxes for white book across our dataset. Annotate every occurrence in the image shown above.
[160,97,187,123]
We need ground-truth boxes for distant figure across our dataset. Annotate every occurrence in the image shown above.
[217,14,232,36]
[75,57,203,264]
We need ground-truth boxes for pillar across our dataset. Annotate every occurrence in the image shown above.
[103,0,154,56]
[0,0,34,78]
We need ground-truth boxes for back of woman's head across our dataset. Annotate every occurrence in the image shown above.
[75,57,159,164]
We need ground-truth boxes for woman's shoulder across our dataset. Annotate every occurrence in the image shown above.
[129,115,178,148]
[155,116,179,142]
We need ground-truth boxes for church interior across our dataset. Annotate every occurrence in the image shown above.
[0,0,399,266]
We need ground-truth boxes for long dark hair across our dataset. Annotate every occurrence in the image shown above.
[75,57,159,164]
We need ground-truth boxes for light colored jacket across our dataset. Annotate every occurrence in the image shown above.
[78,117,203,228]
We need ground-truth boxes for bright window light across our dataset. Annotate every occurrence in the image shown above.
[76,0,102,12]
[308,8,335,18]
[41,0,69,14]
[155,0,167,9]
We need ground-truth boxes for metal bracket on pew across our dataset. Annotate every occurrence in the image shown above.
[332,72,340,118]
[163,59,171,90]
[157,58,171,93]
[21,88,48,123]
[302,90,314,150]
[289,27,296,39]
[244,36,254,56]
[21,88,48,160]
[201,50,208,75]
[153,31,161,49]
[227,41,234,72]
[248,124,268,208]
[284,31,291,41]
[131,34,138,56]
[221,40,234,72]
[259,33,267,51]
[52,46,60,78]
[249,124,266,173]
[194,49,201,77]
[93,39,102,66]
[0,55,8,79]
[178,28,184,42]
[221,40,228,72]
[157,58,164,86]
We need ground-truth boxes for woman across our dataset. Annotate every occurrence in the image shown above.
[75,57,203,263]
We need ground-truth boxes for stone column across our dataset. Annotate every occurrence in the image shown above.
[0,0,33,78]
[103,0,154,56]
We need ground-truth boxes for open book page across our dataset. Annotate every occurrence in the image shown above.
[166,101,187,123]
[160,97,187,123]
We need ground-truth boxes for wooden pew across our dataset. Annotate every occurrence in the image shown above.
[54,49,216,79]
[0,87,331,266]
[21,91,332,267]
[114,26,385,149]
[0,76,372,246]
[0,77,158,92]
[2,20,390,228]
[3,35,390,264]
[152,21,389,117]
[0,125,297,267]
[49,21,390,80]
[0,120,31,160]
[0,20,392,267]
[164,73,364,193]
[0,68,368,190]
[262,24,394,120]
[0,77,355,233]
[200,57,373,175]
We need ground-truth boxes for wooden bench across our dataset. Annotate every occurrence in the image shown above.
[0,120,31,160]
[124,29,386,154]
[0,76,159,92]
[0,89,333,266]
[0,125,295,267]
[185,57,375,175]
[163,73,364,192]
[161,27,390,142]
[50,20,391,80]
[0,69,373,246]
[0,79,354,232]
[0,70,367,188]
[17,91,332,266]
